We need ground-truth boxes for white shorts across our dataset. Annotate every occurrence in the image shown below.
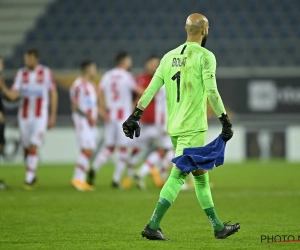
[158,131,173,150]
[74,118,98,150]
[104,121,129,147]
[134,124,173,150]
[19,117,48,148]
[133,124,157,148]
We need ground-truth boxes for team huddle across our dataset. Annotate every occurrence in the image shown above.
[70,53,176,191]
[0,50,174,191]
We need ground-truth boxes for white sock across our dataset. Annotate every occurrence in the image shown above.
[93,147,112,172]
[113,148,128,183]
[128,148,142,168]
[138,151,162,178]
[138,162,152,178]
[73,153,90,182]
[127,164,135,178]
[126,148,141,178]
[25,152,38,183]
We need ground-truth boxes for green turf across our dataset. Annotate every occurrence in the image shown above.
[0,161,300,250]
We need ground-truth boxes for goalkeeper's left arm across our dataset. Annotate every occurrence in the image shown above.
[122,56,165,138]
[138,55,165,110]
[122,75,164,139]
[137,75,164,110]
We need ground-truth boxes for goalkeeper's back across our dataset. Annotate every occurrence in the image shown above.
[138,13,226,137]
[155,42,217,136]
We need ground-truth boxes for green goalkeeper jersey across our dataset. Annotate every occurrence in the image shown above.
[139,41,226,136]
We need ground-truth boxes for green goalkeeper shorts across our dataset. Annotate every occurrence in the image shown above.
[170,131,207,157]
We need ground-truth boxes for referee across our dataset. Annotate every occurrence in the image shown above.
[0,57,6,189]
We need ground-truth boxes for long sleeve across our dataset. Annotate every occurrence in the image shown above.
[201,51,226,117]
[138,57,165,108]
[138,75,164,108]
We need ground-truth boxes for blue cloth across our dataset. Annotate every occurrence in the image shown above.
[171,135,226,172]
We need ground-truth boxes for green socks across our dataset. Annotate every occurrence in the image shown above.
[148,168,188,230]
[194,172,224,231]
[148,170,224,231]
[148,198,171,230]
[160,168,188,203]
[204,207,224,231]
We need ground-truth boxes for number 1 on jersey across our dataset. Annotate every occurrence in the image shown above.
[171,71,181,102]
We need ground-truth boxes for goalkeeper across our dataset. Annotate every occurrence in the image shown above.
[122,13,240,240]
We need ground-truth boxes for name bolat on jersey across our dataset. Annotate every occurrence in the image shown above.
[172,57,187,67]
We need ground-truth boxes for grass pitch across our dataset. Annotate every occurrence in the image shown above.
[0,161,300,250]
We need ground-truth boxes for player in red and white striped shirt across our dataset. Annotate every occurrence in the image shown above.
[122,56,161,187]
[121,56,173,189]
[0,49,58,189]
[70,61,99,191]
[87,52,143,188]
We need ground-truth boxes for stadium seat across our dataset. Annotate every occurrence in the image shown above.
[6,0,300,68]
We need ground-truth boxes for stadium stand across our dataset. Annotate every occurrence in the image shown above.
[3,0,300,69]
[0,0,53,59]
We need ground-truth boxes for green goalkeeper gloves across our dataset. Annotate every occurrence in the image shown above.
[122,106,143,139]
[219,113,233,142]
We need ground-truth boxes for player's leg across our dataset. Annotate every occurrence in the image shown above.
[112,146,128,188]
[112,122,130,188]
[123,124,158,189]
[19,119,35,189]
[23,148,29,161]
[127,144,143,177]
[159,149,174,181]
[72,149,94,191]
[88,122,115,184]
[147,167,188,228]
[91,146,114,173]
[72,123,97,191]
[142,164,188,240]
[192,169,240,238]
[24,118,47,190]
[131,125,164,189]
[126,124,153,179]
[127,147,140,176]
[24,143,39,189]
[143,131,234,240]
[192,169,222,225]
[135,149,164,190]
[122,128,149,189]
[127,146,143,178]
[190,132,239,238]
[172,132,222,227]
[142,135,188,240]
[149,132,174,187]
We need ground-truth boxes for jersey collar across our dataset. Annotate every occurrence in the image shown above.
[184,42,200,45]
